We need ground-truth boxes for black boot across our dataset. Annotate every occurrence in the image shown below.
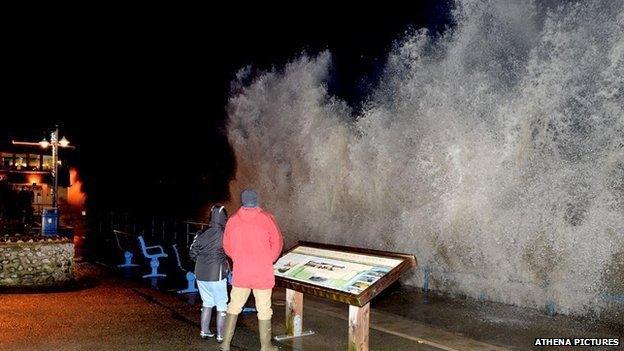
[200,307,214,339]
[216,310,226,342]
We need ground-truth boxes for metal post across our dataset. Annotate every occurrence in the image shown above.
[173,218,178,242]
[51,127,59,208]
[186,222,190,247]
[162,219,166,241]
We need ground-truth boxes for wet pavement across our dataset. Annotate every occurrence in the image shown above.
[0,262,445,351]
[371,286,623,350]
[1,254,622,350]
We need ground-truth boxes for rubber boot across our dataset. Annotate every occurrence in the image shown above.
[200,307,214,339]
[216,310,227,342]
[219,313,238,351]
[258,319,278,351]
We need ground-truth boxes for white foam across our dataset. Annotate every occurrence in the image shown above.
[226,0,624,318]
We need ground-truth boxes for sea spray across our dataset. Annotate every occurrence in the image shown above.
[226,0,623,320]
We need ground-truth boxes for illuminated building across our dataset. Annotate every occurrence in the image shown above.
[0,143,70,215]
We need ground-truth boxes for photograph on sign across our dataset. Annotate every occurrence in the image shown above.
[274,245,402,294]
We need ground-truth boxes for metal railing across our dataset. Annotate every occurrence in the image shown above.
[91,213,210,257]
[183,221,209,248]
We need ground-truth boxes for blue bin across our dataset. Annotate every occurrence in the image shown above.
[42,208,59,236]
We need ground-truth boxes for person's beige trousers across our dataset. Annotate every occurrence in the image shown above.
[227,286,273,320]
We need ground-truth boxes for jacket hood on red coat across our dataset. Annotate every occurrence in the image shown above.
[237,207,262,222]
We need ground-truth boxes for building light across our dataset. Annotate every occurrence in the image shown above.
[27,174,43,185]
[39,139,50,149]
[59,137,70,148]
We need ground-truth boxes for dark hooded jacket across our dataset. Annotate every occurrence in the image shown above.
[189,205,229,281]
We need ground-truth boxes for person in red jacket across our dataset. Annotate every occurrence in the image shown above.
[220,189,283,351]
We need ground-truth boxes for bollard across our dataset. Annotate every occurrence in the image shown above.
[177,271,199,294]
[143,257,166,278]
[117,251,139,268]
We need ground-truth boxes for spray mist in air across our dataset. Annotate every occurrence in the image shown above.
[226,0,624,320]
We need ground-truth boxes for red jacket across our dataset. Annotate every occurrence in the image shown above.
[223,207,284,289]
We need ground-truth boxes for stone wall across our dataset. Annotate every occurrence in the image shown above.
[0,238,74,287]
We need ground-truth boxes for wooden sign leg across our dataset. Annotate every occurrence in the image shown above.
[274,289,315,341]
[286,288,303,336]
[348,303,370,351]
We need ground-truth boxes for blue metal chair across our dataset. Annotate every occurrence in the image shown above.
[172,243,198,294]
[137,235,168,278]
[114,230,139,268]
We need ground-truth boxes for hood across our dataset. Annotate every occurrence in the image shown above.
[237,207,262,222]
[209,204,228,227]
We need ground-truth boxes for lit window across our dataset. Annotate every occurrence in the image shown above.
[28,154,41,170]
[43,155,53,170]
[15,154,27,170]
[1,153,13,169]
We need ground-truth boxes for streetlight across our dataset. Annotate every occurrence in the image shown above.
[39,138,50,149]
[13,126,73,208]
[12,126,74,235]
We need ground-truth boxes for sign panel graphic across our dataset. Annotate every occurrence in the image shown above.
[275,245,403,295]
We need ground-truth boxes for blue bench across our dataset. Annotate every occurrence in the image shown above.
[137,235,168,278]
[113,230,139,268]
[172,243,198,294]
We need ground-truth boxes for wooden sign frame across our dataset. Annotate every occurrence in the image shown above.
[274,241,417,351]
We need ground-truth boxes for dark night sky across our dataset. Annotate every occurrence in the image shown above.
[2,4,452,216]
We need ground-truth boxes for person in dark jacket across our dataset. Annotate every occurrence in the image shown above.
[189,204,230,341]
